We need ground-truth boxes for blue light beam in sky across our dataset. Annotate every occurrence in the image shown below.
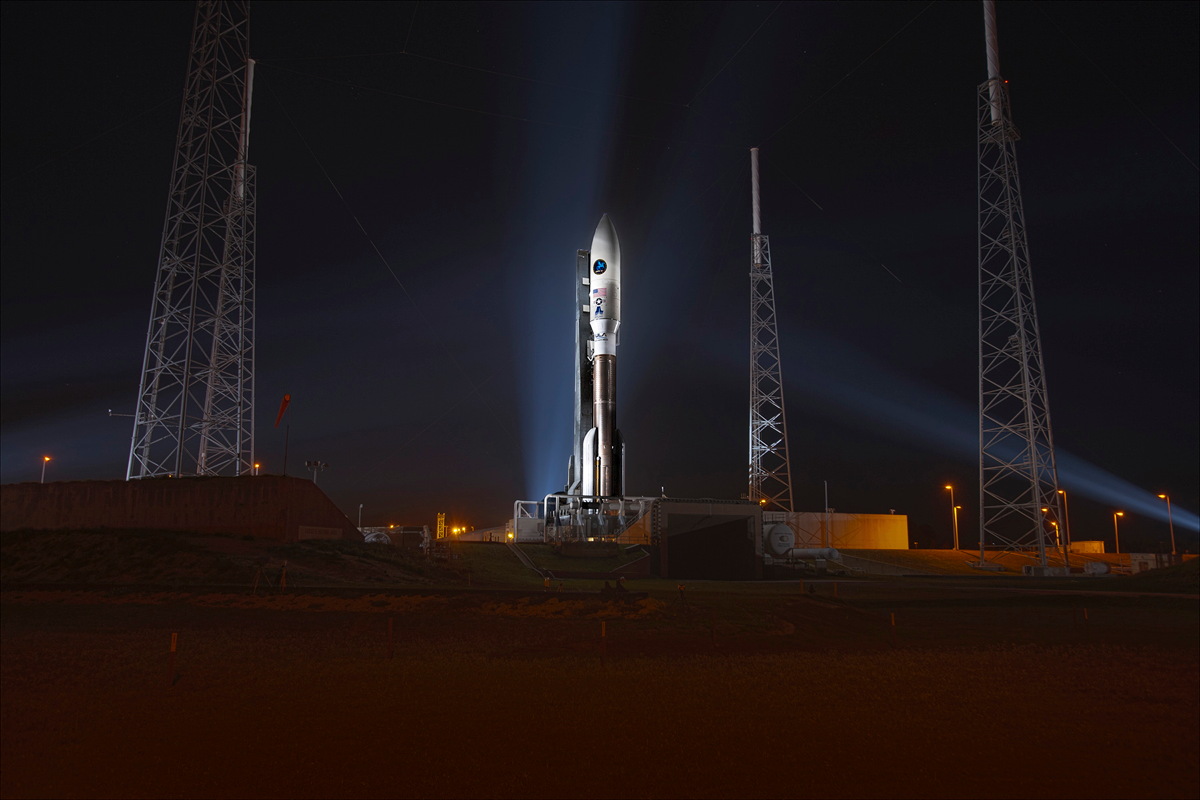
[785,332,1198,531]
[506,6,628,501]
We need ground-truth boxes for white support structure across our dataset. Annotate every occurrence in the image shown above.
[976,0,1066,568]
[128,1,256,479]
[747,148,794,512]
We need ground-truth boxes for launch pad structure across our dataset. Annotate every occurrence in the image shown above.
[747,147,794,513]
[975,0,1067,572]
[512,214,769,578]
[510,210,908,579]
[128,0,257,480]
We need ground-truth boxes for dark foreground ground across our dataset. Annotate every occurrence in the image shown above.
[2,577,1197,800]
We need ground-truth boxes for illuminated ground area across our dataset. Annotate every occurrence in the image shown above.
[2,576,1197,799]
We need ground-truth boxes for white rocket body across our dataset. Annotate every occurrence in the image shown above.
[581,215,622,497]
[589,215,621,355]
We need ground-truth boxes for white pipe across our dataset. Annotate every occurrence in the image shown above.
[983,0,1002,125]
[234,58,256,200]
[243,58,255,153]
[750,147,761,235]
[788,548,840,560]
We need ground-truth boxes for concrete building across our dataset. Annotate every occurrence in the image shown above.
[1,476,358,542]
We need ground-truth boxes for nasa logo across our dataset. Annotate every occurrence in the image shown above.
[593,259,607,275]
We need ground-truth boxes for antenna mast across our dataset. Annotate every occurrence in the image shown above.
[748,147,794,511]
[128,1,257,479]
[976,0,1065,567]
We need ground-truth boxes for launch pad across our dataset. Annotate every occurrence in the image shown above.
[507,195,921,578]
[509,213,907,579]
[514,494,764,580]
[519,214,760,579]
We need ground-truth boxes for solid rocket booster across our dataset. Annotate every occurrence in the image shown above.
[589,214,621,496]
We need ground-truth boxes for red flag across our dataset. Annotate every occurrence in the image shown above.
[274,394,291,428]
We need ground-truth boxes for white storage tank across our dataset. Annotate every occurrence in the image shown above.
[763,523,795,556]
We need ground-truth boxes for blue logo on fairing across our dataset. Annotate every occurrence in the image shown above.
[593,259,607,275]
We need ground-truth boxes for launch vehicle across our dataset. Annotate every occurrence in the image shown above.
[568,214,624,498]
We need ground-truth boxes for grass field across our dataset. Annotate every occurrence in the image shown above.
[2,531,1197,798]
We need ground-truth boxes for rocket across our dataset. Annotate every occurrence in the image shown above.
[580,214,623,497]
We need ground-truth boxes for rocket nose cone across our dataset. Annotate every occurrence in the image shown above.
[591,214,620,263]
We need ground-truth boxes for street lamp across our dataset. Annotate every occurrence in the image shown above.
[253,462,261,476]
[944,485,960,550]
[1040,505,1068,566]
[358,503,364,530]
[1057,489,1073,550]
[1112,511,1124,555]
[305,460,329,485]
[1157,494,1176,557]
[40,455,51,484]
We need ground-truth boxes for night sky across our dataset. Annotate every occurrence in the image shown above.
[2,1,1196,551]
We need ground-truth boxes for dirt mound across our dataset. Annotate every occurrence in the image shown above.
[0,529,250,585]
[0,529,467,588]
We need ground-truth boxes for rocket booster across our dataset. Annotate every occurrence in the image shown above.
[589,214,621,496]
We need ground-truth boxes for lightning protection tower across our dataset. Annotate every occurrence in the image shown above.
[976,0,1064,567]
[128,0,257,479]
[748,147,794,512]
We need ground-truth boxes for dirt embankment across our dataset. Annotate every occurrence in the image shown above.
[0,529,469,589]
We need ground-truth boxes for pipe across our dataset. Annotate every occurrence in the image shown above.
[750,147,762,236]
[788,548,840,560]
[234,58,255,200]
[983,0,1002,125]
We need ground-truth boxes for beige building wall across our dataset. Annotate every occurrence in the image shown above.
[767,511,909,550]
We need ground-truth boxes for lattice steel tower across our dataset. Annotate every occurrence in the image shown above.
[748,147,794,511]
[128,1,256,479]
[976,0,1064,566]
